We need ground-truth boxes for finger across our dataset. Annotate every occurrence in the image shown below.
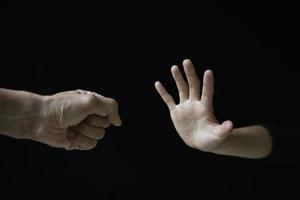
[91,95,122,127]
[72,123,106,140]
[79,94,109,116]
[183,59,201,100]
[85,115,111,128]
[154,81,176,110]
[104,98,122,127]
[216,120,233,137]
[67,129,98,150]
[171,65,189,103]
[42,135,71,150]
[201,70,214,108]
[79,94,122,126]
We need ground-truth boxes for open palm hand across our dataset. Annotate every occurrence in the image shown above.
[155,59,233,151]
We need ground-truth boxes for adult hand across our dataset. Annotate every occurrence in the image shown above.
[155,59,233,152]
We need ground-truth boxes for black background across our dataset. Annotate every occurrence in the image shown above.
[1,2,300,199]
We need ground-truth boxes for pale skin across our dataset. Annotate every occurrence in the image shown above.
[155,59,273,159]
[0,61,273,157]
[0,88,122,150]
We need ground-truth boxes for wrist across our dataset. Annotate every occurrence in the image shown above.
[209,126,273,159]
[25,94,52,141]
[0,89,49,140]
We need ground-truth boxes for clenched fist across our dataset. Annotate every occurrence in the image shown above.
[0,88,122,150]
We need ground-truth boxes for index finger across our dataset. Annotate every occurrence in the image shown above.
[78,90,122,126]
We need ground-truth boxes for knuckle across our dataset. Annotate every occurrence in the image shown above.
[85,95,97,106]
[82,95,99,113]
[107,98,118,111]
[109,98,118,107]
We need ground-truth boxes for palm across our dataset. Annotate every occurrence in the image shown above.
[155,59,233,151]
[171,100,226,151]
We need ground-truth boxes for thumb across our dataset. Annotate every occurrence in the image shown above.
[79,92,122,126]
[217,120,233,137]
[101,97,122,126]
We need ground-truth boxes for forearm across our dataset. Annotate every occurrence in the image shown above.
[210,125,273,159]
[0,88,45,139]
